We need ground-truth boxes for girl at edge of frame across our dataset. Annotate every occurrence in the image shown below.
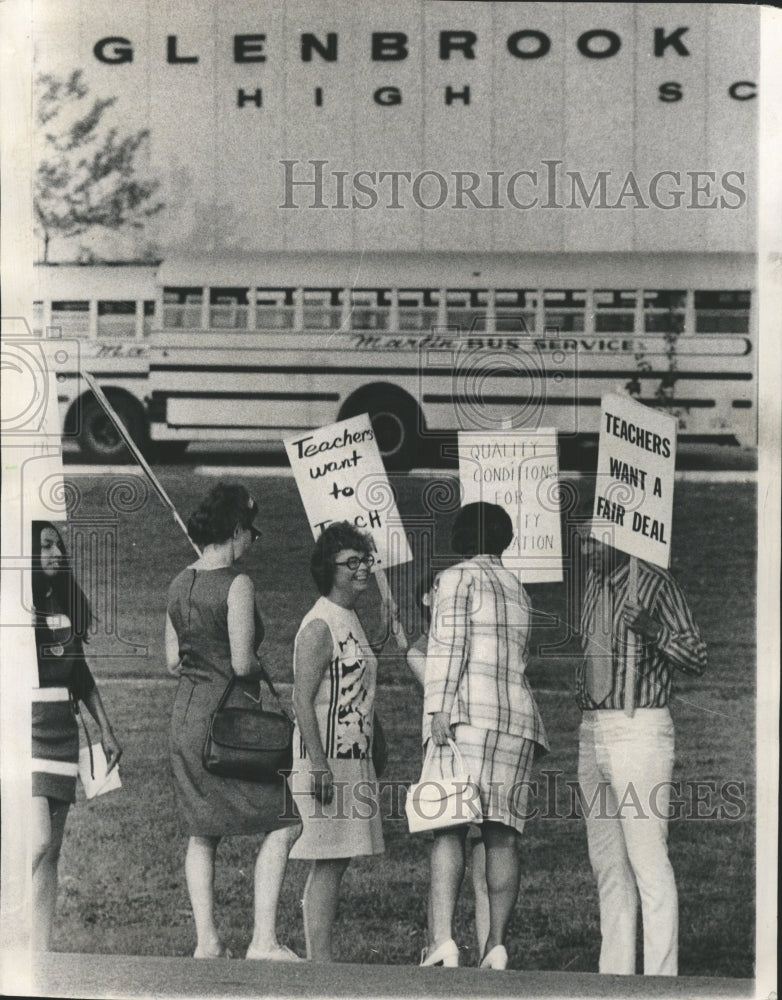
[31,520,122,952]
[405,567,490,966]
[287,521,393,962]
[164,482,301,961]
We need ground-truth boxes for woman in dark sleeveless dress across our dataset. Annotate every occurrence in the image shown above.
[165,483,300,960]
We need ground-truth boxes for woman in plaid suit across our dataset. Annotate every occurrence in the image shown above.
[422,502,549,970]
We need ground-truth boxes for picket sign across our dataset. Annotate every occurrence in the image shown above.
[592,394,678,718]
[458,427,562,583]
[284,414,412,652]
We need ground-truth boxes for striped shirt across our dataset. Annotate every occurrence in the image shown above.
[577,560,707,710]
[423,555,549,751]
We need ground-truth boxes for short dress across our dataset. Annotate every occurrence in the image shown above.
[32,593,95,803]
[288,596,384,860]
[167,566,299,837]
[422,557,550,835]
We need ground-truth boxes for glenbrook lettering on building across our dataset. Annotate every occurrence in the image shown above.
[92,27,757,107]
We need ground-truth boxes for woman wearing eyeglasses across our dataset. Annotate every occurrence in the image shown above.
[287,521,385,962]
[165,482,301,961]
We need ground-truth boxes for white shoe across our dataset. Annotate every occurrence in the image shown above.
[420,938,459,967]
[246,943,303,961]
[480,944,508,970]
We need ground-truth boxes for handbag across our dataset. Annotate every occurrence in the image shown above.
[203,669,293,784]
[405,737,483,834]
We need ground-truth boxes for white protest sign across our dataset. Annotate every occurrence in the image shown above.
[284,414,412,570]
[592,394,677,568]
[458,429,562,583]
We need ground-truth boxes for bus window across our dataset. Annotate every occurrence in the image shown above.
[210,287,249,329]
[349,289,392,331]
[143,300,155,336]
[163,287,202,329]
[644,290,686,334]
[594,290,637,333]
[303,288,343,330]
[254,288,295,330]
[33,301,43,337]
[446,289,488,332]
[495,289,537,333]
[51,300,90,338]
[544,290,585,333]
[694,290,750,334]
[398,289,439,332]
[97,300,136,338]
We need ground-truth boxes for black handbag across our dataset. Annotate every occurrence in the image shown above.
[203,669,293,784]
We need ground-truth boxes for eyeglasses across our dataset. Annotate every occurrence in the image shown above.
[334,554,375,571]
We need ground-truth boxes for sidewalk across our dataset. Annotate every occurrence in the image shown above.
[11,951,756,1000]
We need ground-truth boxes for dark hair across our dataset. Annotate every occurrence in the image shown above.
[310,521,373,596]
[416,568,438,631]
[31,521,93,638]
[187,482,259,547]
[450,502,513,558]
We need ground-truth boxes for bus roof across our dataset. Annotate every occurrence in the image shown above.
[157,251,755,289]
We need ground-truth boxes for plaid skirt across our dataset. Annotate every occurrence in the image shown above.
[426,724,538,834]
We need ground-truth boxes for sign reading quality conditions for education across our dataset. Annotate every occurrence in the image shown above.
[592,394,677,568]
[284,414,412,570]
[458,429,562,583]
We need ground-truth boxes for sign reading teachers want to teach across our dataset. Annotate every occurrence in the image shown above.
[284,413,412,570]
[592,393,677,568]
[458,429,562,583]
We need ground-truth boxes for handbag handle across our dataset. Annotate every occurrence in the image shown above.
[216,667,288,716]
[420,737,469,781]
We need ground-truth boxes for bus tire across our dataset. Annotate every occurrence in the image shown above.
[340,388,422,472]
[76,392,146,464]
[152,441,190,463]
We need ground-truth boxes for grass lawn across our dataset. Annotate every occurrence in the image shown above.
[53,472,756,977]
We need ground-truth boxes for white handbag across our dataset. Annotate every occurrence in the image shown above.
[405,738,483,834]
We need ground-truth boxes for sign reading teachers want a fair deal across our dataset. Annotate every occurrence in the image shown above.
[284,413,412,570]
[593,394,677,568]
[458,429,562,583]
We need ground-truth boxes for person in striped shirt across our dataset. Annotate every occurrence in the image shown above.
[576,524,707,977]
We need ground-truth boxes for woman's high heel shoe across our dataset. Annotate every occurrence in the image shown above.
[480,944,508,970]
[420,938,459,967]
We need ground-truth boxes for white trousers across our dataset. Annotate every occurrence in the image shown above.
[578,709,678,976]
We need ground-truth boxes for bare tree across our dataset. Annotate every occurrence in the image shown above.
[34,70,164,262]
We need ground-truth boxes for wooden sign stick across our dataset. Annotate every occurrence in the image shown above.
[374,567,408,652]
[81,371,201,556]
[624,555,639,718]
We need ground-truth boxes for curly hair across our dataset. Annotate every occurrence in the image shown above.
[450,502,513,558]
[187,482,259,547]
[310,521,374,596]
[31,521,93,639]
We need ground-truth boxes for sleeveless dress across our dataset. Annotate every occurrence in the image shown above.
[167,566,298,837]
[32,592,95,803]
[288,596,384,859]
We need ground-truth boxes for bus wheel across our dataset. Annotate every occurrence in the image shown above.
[77,393,146,464]
[152,441,189,463]
[341,389,421,472]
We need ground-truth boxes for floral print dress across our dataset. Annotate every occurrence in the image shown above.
[288,596,384,859]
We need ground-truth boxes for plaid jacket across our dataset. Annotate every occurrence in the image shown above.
[423,555,549,751]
